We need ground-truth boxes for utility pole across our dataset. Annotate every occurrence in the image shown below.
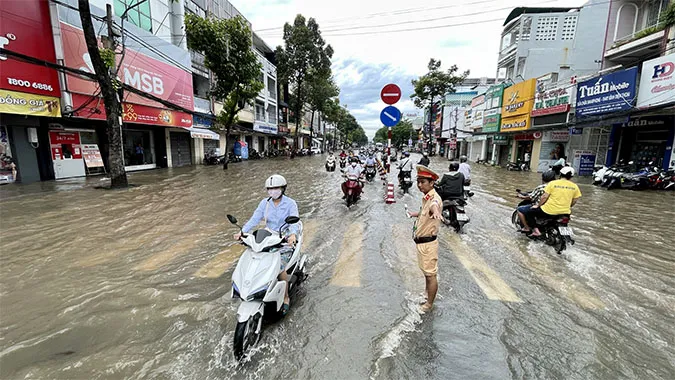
[427,96,434,156]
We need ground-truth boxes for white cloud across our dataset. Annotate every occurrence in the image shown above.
[231,0,588,138]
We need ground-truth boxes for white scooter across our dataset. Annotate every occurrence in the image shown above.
[226,214,307,360]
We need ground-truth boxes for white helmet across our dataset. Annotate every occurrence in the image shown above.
[560,166,575,177]
[265,174,287,188]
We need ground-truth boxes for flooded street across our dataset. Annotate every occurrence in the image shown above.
[1,154,674,379]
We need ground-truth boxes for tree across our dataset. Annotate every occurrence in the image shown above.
[411,59,468,154]
[305,72,339,152]
[77,0,128,188]
[185,14,264,169]
[276,15,334,147]
[373,119,415,147]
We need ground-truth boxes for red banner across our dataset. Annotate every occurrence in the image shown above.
[0,0,61,98]
[71,93,192,128]
[49,131,80,145]
[61,22,194,111]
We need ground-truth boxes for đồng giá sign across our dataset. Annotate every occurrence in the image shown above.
[575,67,638,117]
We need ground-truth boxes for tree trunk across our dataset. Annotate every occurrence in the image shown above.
[294,79,302,150]
[78,0,128,188]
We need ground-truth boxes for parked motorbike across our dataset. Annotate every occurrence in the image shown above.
[249,149,261,160]
[325,159,336,172]
[228,152,242,163]
[226,214,306,360]
[342,172,363,207]
[511,189,574,254]
[506,159,527,171]
[399,170,413,194]
[441,197,469,232]
[365,165,376,182]
[204,152,225,165]
[592,165,608,185]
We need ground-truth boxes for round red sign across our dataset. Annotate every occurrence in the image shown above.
[380,84,401,105]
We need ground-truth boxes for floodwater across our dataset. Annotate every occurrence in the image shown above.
[0,155,674,379]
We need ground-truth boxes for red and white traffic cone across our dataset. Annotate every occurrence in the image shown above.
[384,182,396,204]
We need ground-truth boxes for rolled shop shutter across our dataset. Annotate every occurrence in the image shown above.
[170,132,192,167]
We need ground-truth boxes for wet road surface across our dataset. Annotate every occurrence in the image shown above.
[1,154,674,379]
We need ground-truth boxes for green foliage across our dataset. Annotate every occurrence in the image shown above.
[660,2,675,27]
[411,59,468,110]
[185,14,264,133]
[373,119,415,147]
[275,14,334,136]
[634,25,665,40]
[100,48,116,69]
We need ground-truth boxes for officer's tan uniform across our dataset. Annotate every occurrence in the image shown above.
[413,165,442,276]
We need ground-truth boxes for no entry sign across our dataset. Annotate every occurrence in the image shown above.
[380,84,401,105]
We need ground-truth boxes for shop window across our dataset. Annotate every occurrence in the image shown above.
[114,0,152,32]
[0,126,16,183]
[124,130,154,166]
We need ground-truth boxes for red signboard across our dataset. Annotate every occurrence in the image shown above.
[381,84,401,105]
[61,22,194,111]
[530,104,570,117]
[0,0,61,97]
[49,131,80,145]
[70,93,193,128]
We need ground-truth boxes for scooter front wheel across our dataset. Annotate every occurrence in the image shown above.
[233,313,261,360]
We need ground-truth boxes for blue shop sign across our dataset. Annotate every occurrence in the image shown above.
[575,67,638,117]
[193,114,214,127]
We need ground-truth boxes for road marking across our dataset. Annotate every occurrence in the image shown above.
[443,232,522,303]
[392,224,425,292]
[133,237,199,272]
[491,232,604,310]
[382,93,399,97]
[330,222,363,287]
[194,244,246,279]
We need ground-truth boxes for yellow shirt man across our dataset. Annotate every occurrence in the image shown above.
[541,179,581,215]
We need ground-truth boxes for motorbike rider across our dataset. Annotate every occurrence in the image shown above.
[524,167,582,237]
[339,150,347,159]
[397,151,413,183]
[326,151,336,168]
[234,174,298,315]
[418,151,430,166]
[365,154,376,167]
[342,157,364,199]
[435,162,465,200]
[459,155,471,186]
[517,170,556,233]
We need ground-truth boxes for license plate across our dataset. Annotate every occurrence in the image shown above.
[404,177,411,181]
[558,226,573,236]
[456,213,469,221]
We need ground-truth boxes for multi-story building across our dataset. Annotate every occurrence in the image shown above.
[497,1,610,82]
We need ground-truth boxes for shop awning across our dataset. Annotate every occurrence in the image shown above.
[189,127,220,140]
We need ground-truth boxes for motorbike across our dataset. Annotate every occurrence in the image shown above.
[463,179,475,198]
[506,159,527,171]
[228,152,242,163]
[399,170,413,194]
[204,152,225,166]
[592,165,608,185]
[339,157,347,169]
[325,159,336,172]
[441,197,469,232]
[342,172,363,207]
[511,189,574,254]
[226,214,307,360]
[365,165,376,182]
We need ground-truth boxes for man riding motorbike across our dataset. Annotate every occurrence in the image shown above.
[342,157,364,199]
[418,152,430,167]
[522,167,581,237]
[398,151,413,181]
[459,155,471,185]
[326,151,336,170]
[435,162,465,200]
[234,174,299,315]
[516,170,556,232]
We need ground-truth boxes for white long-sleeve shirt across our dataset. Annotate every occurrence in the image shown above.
[398,158,412,171]
[345,164,363,179]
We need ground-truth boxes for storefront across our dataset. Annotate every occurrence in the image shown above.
[574,67,639,170]
[0,0,63,183]
[59,15,194,171]
[607,115,674,170]
[482,84,505,165]
[500,79,537,166]
[530,81,575,172]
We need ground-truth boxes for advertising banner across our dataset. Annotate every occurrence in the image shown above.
[502,78,536,118]
[500,115,531,133]
[531,85,573,116]
[572,150,596,176]
[636,52,675,109]
[81,144,104,168]
[61,22,194,111]
[253,122,278,135]
[485,84,505,109]
[575,67,638,117]
[483,108,501,133]
[544,130,570,142]
[70,94,192,128]
[0,89,61,117]
[0,0,61,99]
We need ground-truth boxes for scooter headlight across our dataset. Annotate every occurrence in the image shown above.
[232,282,241,299]
[246,286,268,301]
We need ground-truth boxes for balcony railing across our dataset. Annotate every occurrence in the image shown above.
[610,24,666,49]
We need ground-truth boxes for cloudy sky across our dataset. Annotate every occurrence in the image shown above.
[233,0,585,138]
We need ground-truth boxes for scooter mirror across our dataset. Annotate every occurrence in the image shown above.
[227,215,238,224]
[285,216,300,224]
